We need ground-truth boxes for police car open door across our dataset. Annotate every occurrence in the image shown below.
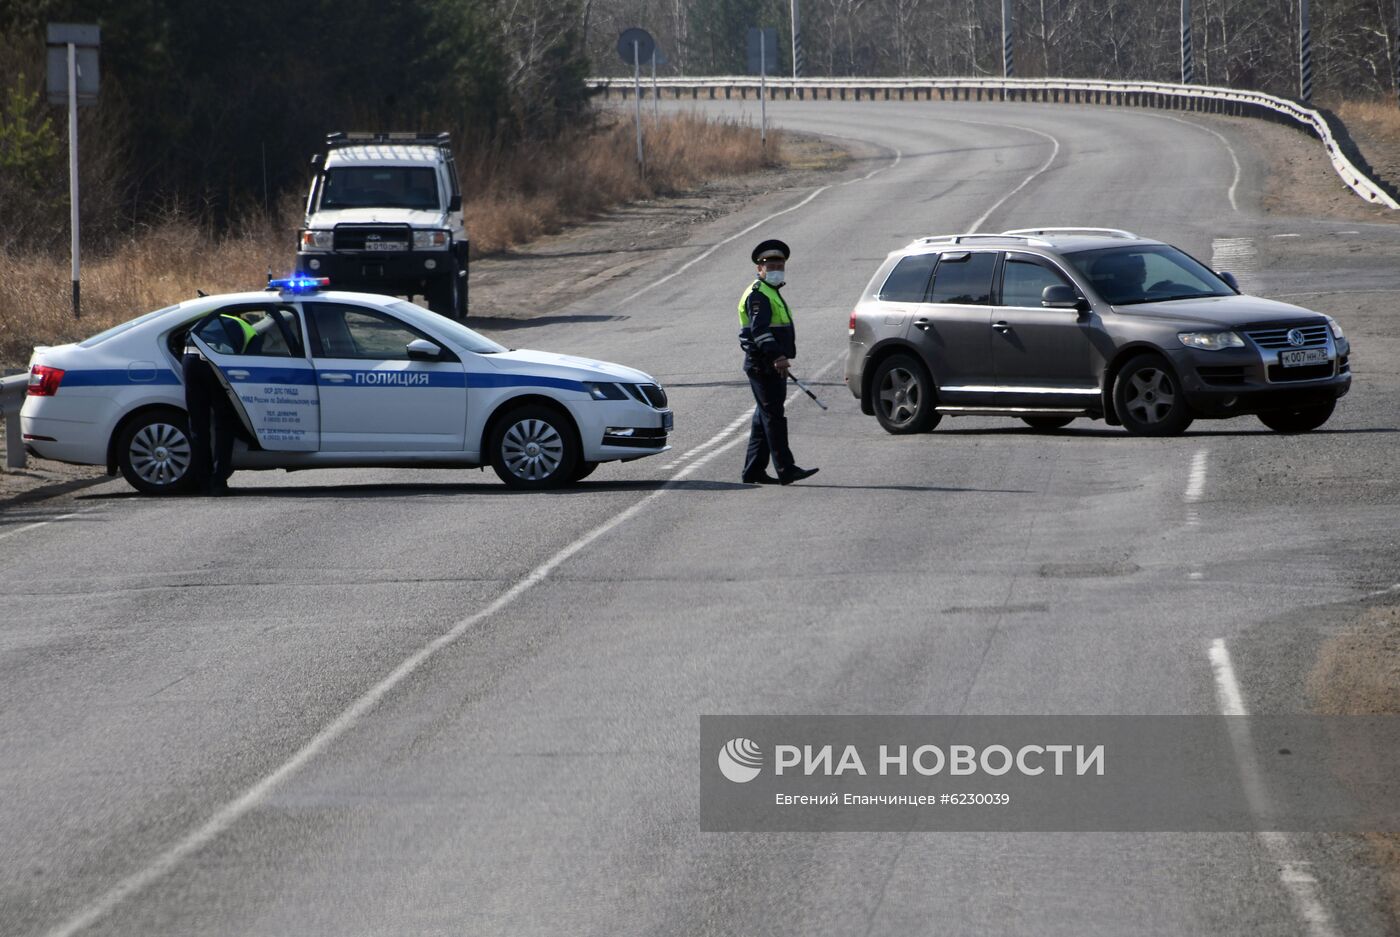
[187,304,320,451]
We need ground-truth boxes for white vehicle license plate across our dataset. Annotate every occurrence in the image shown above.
[365,241,407,252]
[1280,348,1329,367]
[663,411,674,431]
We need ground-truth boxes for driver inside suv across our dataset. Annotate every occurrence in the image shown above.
[1088,251,1147,304]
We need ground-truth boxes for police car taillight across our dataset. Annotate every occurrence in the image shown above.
[848,310,857,335]
[27,365,65,396]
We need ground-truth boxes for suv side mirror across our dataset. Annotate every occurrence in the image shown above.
[448,194,462,213]
[406,339,445,362]
[1217,271,1240,292]
[1042,284,1088,312]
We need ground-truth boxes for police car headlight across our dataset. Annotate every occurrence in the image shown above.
[1178,330,1244,351]
[584,382,627,401]
[300,229,333,251]
[413,230,450,250]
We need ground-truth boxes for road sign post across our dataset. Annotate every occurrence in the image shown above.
[46,23,99,320]
[790,0,803,79]
[1299,0,1314,103]
[617,28,655,175]
[1181,0,1194,84]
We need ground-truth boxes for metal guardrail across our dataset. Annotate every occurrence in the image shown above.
[2,371,28,470]
[587,75,1399,210]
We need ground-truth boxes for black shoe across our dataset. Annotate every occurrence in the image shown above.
[741,472,780,485]
[778,466,819,485]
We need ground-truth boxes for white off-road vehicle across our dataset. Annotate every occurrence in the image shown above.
[296,132,469,319]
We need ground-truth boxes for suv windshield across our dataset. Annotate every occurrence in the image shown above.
[319,167,440,210]
[1065,245,1233,306]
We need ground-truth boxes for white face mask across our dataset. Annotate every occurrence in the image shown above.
[762,269,786,287]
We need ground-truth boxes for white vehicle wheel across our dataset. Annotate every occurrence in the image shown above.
[117,408,198,495]
[488,405,579,490]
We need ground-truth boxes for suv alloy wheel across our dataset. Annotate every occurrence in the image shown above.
[872,354,941,434]
[1113,354,1194,436]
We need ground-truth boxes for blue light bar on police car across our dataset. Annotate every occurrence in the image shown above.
[268,277,330,293]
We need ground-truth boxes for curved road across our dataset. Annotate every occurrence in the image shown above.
[3,100,1399,936]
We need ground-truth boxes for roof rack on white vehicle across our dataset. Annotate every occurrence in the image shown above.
[325,131,451,150]
[1001,227,1139,239]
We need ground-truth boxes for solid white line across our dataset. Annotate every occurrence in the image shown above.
[1184,449,1208,503]
[0,510,88,542]
[964,122,1062,234]
[1152,114,1241,212]
[663,412,751,470]
[41,354,841,937]
[1207,639,1341,937]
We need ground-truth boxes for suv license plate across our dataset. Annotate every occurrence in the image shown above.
[1280,348,1329,367]
[365,241,407,252]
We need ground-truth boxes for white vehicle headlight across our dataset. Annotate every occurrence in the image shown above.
[1325,316,1345,340]
[413,230,450,250]
[300,229,333,250]
[1178,330,1245,351]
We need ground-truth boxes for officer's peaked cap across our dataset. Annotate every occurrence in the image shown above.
[751,239,790,264]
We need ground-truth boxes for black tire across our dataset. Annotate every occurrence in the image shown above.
[452,258,468,319]
[488,404,580,490]
[871,354,941,434]
[571,460,599,482]
[1113,354,1194,437]
[1257,400,1335,433]
[427,274,459,318]
[1022,416,1075,431]
[115,407,199,496]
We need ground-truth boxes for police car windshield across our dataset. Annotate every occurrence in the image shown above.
[78,305,181,347]
[386,302,506,354]
[1064,245,1233,306]
[320,167,440,211]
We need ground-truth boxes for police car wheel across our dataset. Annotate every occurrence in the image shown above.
[117,408,198,495]
[489,405,580,489]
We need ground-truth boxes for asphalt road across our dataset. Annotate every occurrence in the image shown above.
[3,100,1400,936]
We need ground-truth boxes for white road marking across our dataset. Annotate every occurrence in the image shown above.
[663,412,751,470]
[962,122,1062,233]
[37,354,842,937]
[1273,233,1302,238]
[1184,449,1209,503]
[0,510,91,543]
[1335,230,1360,235]
[1152,114,1242,212]
[1207,639,1342,937]
[1210,238,1259,292]
[1364,582,1400,598]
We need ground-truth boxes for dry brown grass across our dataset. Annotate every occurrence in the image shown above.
[0,112,778,365]
[1308,603,1400,930]
[1331,98,1400,190]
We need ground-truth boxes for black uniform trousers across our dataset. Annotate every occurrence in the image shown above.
[182,353,237,486]
[743,367,794,478]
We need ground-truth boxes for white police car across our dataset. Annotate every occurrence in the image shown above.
[21,279,672,493]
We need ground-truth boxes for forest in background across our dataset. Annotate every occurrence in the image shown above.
[3,0,1398,257]
[583,0,1400,102]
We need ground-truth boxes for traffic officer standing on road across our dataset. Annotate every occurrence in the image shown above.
[738,239,819,486]
[182,315,251,495]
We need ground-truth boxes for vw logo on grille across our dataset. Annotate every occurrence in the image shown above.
[366,233,382,241]
[1286,328,1306,347]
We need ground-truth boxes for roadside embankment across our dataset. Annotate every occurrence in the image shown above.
[0,112,793,367]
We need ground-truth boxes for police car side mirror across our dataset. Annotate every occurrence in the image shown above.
[1217,271,1240,293]
[406,339,445,362]
[448,194,462,213]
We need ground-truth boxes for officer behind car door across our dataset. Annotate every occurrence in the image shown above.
[738,239,818,485]
[183,314,252,495]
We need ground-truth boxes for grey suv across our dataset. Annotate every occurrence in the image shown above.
[846,228,1351,436]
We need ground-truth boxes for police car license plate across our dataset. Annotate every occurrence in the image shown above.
[365,241,407,252]
[1280,348,1329,367]
[663,411,674,432]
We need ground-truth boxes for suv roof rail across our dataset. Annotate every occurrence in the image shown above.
[1001,227,1139,239]
[325,131,452,150]
[911,233,1050,247]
